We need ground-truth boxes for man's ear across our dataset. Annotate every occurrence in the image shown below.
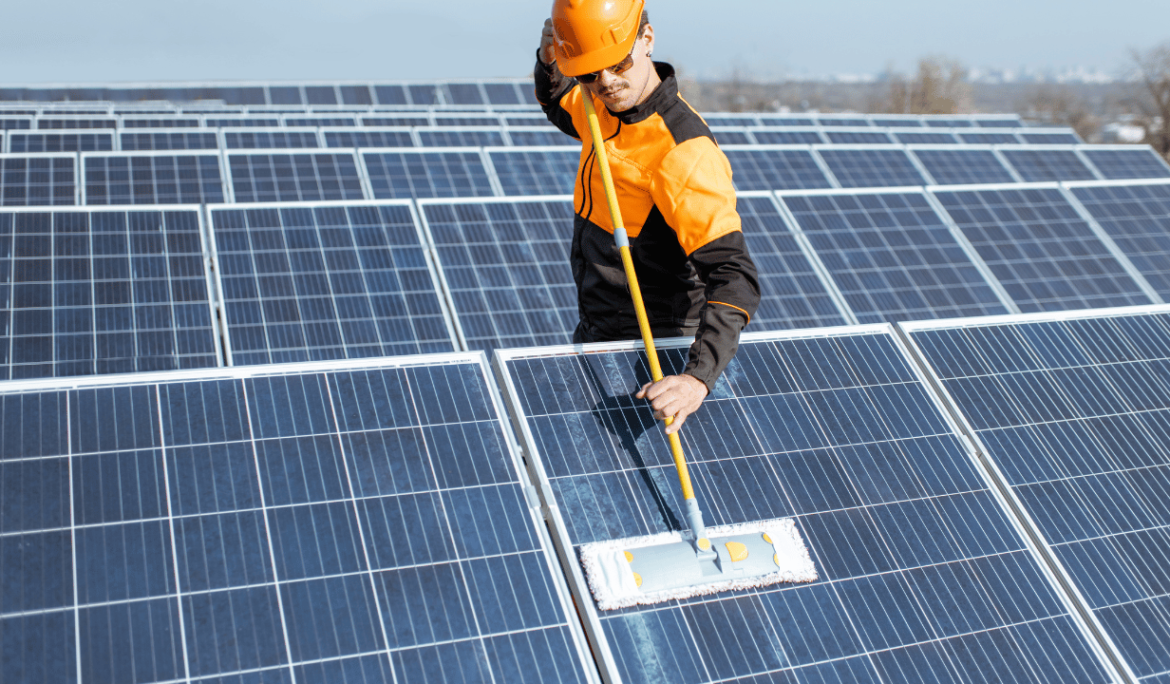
[641,24,655,56]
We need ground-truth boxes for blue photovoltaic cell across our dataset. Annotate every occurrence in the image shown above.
[10,132,113,153]
[907,311,1170,682]
[824,131,893,144]
[204,117,282,128]
[500,331,1113,684]
[959,131,1021,145]
[363,150,496,199]
[1071,182,1170,299]
[1080,148,1170,180]
[736,194,849,330]
[817,148,927,188]
[723,148,833,191]
[911,148,1018,185]
[0,357,592,684]
[1020,132,1082,145]
[782,191,1010,323]
[324,129,415,149]
[362,116,431,127]
[119,131,219,151]
[228,153,365,203]
[751,129,825,145]
[417,129,507,148]
[421,199,576,352]
[446,83,486,105]
[0,208,218,378]
[433,116,501,127]
[872,118,925,128]
[304,85,338,105]
[373,84,408,106]
[0,118,33,130]
[0,156,76,206]
[507,128,576,147]
[933,186,1152,312]
[37,118,117,130]
[121,118,200,128]
[710,128,754,145]
[484,82,523,105]
[894,132,959,145]
[210,203,456,364]
[488,149,578,196]
[411,84,441,106]
[283,116,356,127]
[223,130,321,149]
[84,155,225,205]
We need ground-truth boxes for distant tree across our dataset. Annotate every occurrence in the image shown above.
[884,57,971,114]
[1022,85,1099,142]
[1130,42,1170,160]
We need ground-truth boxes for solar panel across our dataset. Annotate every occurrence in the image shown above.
[323,127,416,148]
[37,117,117,130]
[735,192,849,329]
[751,128,826,145]
[1079,147,1170,180]
[815,116,871,127]
[757,116,814,126]
[226,151,366,203]
[0,117,33,130]
[779,189,1012,322]
[338,84,373,105]
[722,146,835,191]
[975,117,1023,128]
[925,118,974,128]
[824,130,893,144]
[959,131,1021,145]
[894,131,959,145]
[1068,181,1170,300]
[815,147,927,188]
[268,85,304,105]
[496,328,1119,684]
[902,307,1170,683]
[82,153,225,205]
[408,85,441,106]
[506,127,577,147]
[932,185,1154,312]
[9,131,114,152]
[872,117,925,128]
[416,127,508,148]
[910,147,1019,185]
[486,148,579,196]
[373,84,409,106]
[432,115,502,127]
[484,81,524,105]
[223,128,322,149]
[419,197,576,352]
[0,154,77,205]
[204,117,282,128]
[208,201,457,363]
[709,127,754,145]
[0,353,595,684]
[1020,132,1082,145]
[303,85,338,105]
[283,115,357,128]
[120,117,201,128]
[119,130,219,151]
[702,114,761,127]
[361,115,431,127]
[362,149,498,199]
[504,114,552,127]
[0,206,220,378]
[446,82,487,105]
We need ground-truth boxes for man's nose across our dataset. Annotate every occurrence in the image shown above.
[595,68,621,90]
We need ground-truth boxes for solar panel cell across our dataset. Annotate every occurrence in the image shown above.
[227,152,365,202]
[933,186,1153,311]
[722,147,834,191]
[362,150,496,199]
[816,147,927,188]
[84,154,225,205]
[0,155,76,205]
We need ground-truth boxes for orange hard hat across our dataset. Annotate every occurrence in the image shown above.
[551,0,646,78]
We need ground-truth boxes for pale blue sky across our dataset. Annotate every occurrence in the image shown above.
[4,0,1167,83]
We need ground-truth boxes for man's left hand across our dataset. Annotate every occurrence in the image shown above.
[636,374,709,435]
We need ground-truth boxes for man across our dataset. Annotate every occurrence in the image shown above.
[535,0,760,434]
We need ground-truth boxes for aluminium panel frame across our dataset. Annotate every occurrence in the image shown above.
[280,114,359,128]
[896,302,1170,684]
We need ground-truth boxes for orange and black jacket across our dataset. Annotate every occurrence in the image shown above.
[535,58,760,391]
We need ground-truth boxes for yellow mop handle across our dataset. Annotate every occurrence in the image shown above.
[582,95,697,503]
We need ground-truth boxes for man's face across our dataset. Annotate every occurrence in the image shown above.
[579,26,656,112]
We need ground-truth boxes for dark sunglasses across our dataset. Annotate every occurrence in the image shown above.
[576,46,638,84]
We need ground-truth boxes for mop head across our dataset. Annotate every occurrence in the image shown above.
[578,518,817,610]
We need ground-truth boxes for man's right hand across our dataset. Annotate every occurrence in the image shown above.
[539,18,556,65]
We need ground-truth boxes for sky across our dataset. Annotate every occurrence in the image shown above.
[2,0,1167,84]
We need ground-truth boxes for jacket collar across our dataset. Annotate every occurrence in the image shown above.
[608,62,677,125]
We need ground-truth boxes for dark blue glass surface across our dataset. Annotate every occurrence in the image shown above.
[228,153,365,203]
[723,148,834,191]
[1081,149,1170,180]
[1000,149,1097,182]
[818,148,928,188]
[488,149,578,196]
[911,148,1017,185]
[1071,182,1170,299]
[0,156,76,205]
[362,150,496,199]
[84,154,224,205]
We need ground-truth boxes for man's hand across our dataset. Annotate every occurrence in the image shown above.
[636,374,709,435]
[539,18,556,65]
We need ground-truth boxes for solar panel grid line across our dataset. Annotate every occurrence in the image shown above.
[896,305,1170,684]
[901,145,941,185]
[905,145,1019,187]
[492,326,1125,684]
[988,147,1029,183]
[1056,185,1166,305]
[321,126,418,149]
[476,148,508,198]
[762,189,861,325]
[1071,148,1108,181]
[749,127,828,145]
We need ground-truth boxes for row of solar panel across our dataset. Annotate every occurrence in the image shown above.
[2,179,1169,382]
[3,303,1168,683]
[0,112,1029,131]
[0,144,1166,208]
[0,125,1087,154]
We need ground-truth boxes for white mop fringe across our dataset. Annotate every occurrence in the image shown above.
[578,518,818,610]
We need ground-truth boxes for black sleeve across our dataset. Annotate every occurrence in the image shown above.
[682,231,761,392]
[533,51,580,139]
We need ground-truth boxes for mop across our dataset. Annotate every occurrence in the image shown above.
[576,94,818,611]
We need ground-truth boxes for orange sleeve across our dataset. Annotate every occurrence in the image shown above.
[649,137,741,255]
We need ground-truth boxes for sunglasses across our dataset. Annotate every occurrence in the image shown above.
[576,46,638,84]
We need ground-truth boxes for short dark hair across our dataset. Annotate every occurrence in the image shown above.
[637,10,649,38]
